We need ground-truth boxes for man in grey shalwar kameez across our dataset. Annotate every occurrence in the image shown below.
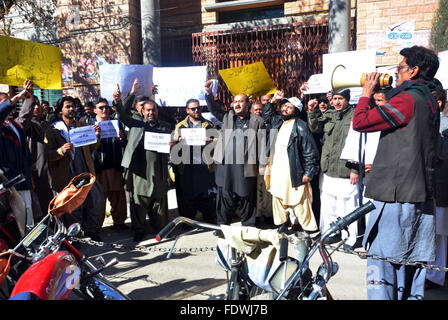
[352,46,440,300]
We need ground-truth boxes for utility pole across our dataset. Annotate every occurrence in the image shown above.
[328,0,351,53]
[141,0,161,66]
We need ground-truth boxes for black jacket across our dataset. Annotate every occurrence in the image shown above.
[262,102,320,188]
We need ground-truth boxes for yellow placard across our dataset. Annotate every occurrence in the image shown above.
[0,36,62,90]
[218,61,276,98]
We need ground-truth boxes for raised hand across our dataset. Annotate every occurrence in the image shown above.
[113,83,121,103]
[130,78,139,95]
[307,98,318,112]
[299,82,308,98]
[270,90,284,104]
[10,79,34,104]
[151,84,158,96]
[204,80,214,95]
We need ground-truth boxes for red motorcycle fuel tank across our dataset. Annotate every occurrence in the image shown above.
[11,251,80,300]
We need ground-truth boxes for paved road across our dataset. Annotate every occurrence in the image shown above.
[79,190,448,301]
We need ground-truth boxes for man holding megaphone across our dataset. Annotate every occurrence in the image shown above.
[352,45,440,300]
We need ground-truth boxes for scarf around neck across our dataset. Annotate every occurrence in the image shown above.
[386,79,439,120]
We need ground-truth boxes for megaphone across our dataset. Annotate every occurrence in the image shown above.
[331,64,393,93]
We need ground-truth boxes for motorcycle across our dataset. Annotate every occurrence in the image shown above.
[0,172,129,300]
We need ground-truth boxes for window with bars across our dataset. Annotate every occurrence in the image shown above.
[11,87,62,108]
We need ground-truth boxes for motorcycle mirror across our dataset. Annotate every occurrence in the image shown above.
[67,223,81,237]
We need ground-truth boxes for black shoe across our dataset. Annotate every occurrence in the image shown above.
[133,232,145,242]
[112,224,129,231]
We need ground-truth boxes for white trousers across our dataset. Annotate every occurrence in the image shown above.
[426,206,448,286]
[319,174,359,246]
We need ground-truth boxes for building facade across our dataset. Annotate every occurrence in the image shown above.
[2,0,441,104]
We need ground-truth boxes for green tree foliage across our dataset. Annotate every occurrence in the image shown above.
[431,0,448,52]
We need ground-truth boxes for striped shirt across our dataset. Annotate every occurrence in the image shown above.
[352,94,414,132]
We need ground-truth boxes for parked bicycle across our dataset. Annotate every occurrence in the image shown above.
[156,201,376,300]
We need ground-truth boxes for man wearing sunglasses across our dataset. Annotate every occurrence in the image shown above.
[88,98,128,232]
[171,99,217,224]
[353,45,440,300]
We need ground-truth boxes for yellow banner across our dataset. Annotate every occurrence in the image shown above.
[218,61,276,98]
[0,36,62,89]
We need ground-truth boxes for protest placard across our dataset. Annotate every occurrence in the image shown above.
[180,128,206,146]
[304,73,331,94]
[96,120,119,139]
[69,126,97,147]
[153,66,208,107]
[0,36,62,89]
[218,61,276,98]
[99,64,153,105]
[144,132,171,153]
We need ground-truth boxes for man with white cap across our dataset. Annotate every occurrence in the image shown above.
[262,90,320,236]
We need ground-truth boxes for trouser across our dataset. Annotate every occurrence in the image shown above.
[177,191,216,223]
[98,189,128,227]
[367,258,426,300]
[61,181,105,235]
[364,200,435,300]
[131,193,168,234]
[216,187,257,226]
[272,187,318,232]
[319,175,359,246]
[426,206,448,286]
[256,175,273,219]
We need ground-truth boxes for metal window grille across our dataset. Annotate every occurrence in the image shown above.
[192,18,356,106]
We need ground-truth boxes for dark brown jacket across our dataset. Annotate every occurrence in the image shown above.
[44,121,100,192]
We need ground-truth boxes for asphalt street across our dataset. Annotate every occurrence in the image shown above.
[78,189,448,301]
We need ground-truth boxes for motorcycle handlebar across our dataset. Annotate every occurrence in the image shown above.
[156,221,176,242]
[156,217,222,242]
[325,201,376,244]
[1,174,25,190]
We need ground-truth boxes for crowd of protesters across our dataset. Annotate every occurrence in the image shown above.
[0,45,447,300]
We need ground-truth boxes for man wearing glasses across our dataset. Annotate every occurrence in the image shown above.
[353,46,440,300]
[171,98,217,224]
[88,98,128,232]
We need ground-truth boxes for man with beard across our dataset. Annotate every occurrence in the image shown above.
[44,96,104,241]
[262,90,320,235]
[113,85,174,242]
[172,98,217,223]
[205,81,265,227]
